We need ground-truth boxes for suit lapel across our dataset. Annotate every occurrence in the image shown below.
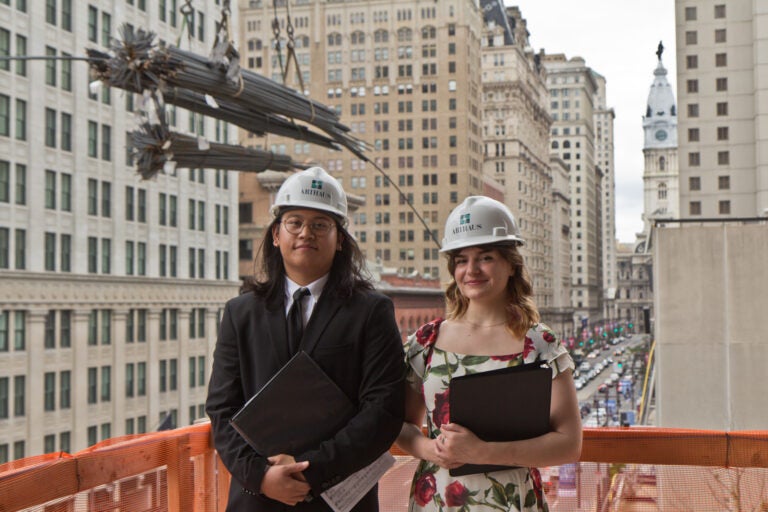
[300,292,345,355]
[265,297,292,366]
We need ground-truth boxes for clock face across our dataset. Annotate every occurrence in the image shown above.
[655,129,668,141]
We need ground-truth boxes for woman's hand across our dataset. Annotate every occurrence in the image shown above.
[433,423,485,469]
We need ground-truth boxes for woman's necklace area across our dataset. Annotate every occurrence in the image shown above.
[462,319,507,328]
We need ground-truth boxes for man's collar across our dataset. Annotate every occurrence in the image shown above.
[285,274,330,300]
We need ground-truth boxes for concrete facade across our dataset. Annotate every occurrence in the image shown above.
[653,224,768,429]
[0,3,239,461]
[675,0,768,218]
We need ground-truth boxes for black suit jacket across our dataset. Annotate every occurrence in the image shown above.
[206,287,405,512]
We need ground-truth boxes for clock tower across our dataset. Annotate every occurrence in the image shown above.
[642,42,678,231]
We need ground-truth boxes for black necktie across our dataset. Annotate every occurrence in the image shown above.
[287,287,310,355]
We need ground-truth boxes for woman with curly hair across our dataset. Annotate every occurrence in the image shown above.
[396,196,581,511]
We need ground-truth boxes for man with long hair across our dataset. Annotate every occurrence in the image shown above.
[207,167,405,511]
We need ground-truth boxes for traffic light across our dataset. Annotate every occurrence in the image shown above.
[628,323,634,329]
[617,361,623,370]
[579,341,584,347]
[589,338,594,344]
[613,327,618,333]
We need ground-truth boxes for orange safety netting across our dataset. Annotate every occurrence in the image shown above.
[1,424,767,511]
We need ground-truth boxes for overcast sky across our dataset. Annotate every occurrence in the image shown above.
[509,0,677,243]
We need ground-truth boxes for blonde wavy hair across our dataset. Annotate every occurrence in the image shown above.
[444,243,540,338]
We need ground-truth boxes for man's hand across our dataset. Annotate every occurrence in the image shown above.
[260,455,311,506]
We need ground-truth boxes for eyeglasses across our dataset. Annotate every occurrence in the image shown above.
[282,217,336,236]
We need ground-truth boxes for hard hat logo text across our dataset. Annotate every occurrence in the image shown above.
[452,223,482,234]
[302,180,331,200]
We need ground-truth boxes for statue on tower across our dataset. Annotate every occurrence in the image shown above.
[656,41,664,61]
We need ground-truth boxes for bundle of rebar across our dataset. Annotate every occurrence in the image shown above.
[87,26,367,159]
[87,47,338,149]
[131,122,303,180]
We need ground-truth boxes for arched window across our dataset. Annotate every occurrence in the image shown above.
[551,141,559,149]
[563,140,571,148]
[295,35,309,48]
[421,26,436,39]
[397,27,413,42]
[659,156,666,171]
[374,29,389,43]
[351,31,365,45]
[327,33,342,46]
[658,182,667,200]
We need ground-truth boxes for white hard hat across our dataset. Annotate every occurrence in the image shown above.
[440,196,525,252]
[270,167,348,223]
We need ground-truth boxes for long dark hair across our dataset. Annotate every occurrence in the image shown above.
[243,212,373,303]
[444,243,539,338]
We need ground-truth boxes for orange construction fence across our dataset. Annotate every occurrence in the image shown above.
[1,424,767,511]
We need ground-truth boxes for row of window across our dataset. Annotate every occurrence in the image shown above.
[0,357,205,423]
[365,154,460,171]
[689,200,731,216]
[359,209,441,227]
[326,26,439,48]
[0,227,230,279]
[26,69,225,152]
[42,0,76,31]
[35,172,230,231]
[0,95,27,141]
[686,125,731,142]
[326,63,457,82]
[687,175,730,191]
[684,4,727,21]
[321,42,457,66]
[0,308,211,354]
[687,150,730,167]
[0,28,30,78]
[0,161,25,205]
[0,411,190,462]
[684,28,728,46]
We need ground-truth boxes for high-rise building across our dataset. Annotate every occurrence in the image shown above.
[593,74,617,322]
[479,5,552,306]
[676,0,768,218]
[0,3,239,461]
[478,3,572,335]
[238,0,485,281]
[542,54,605,328]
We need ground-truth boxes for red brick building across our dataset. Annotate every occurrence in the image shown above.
[376,273,445,342]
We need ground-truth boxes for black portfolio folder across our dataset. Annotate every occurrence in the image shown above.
[230,351,356,456]
[448,362,551,476]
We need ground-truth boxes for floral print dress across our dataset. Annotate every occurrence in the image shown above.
[405,318,574,512]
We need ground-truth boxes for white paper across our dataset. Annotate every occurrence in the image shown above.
[321,452,395,512]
